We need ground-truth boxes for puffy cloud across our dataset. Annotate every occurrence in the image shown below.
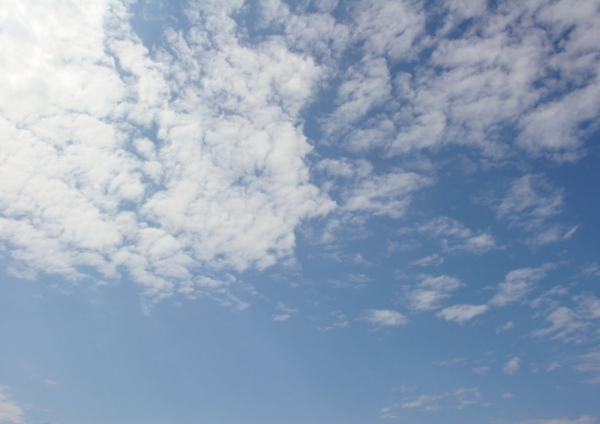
[437,304,489,324]
[318,0,600,161]
[0,0,335,300]
[363,309,409,327]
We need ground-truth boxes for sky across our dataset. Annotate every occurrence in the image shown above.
[1,0,600,423]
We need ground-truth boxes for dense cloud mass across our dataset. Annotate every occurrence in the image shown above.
[2,0,599,297]
[0,0,336,298]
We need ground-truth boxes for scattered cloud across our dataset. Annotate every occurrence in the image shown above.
[547,362,561,372]
[273,301,298,322]
[504,357,521,376]
[382,387,482,417]
[533,293,600,344]
[363,309,409,327]
[473,366,491,375]
[582,263,600,278]
[496,175,576,245]
[273,314,291,321]
[437,304,489,324]
[513,416,597,424]
[318,311,349,331]
[416,217,496,254]
[410,254,444,267]
[0,386,25,424]
[490,266,552,307]
[503,393,514,399]
[497,321,515,333]
[574,348,600,384]
[403,274,462,311]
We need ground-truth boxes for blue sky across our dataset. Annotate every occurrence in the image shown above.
[1,0,600,423]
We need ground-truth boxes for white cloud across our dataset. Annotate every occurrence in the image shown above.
[532,293,600,344]
[404,275,462,311]
[574,348,600,384]
[497,321,515,333]
[363,309,409,327]
[416,217,496,254]
[325,57,392,139]
[383,387,481,416]
[503,393,514,399]
[490,266,551,307]
[0,386,25,424]
[0,0,336,301]
[582,263,600,278]
[496,174,576,245]
[343,171,433,219]
[514,417,597,424]
[273,314,290,321]
[473,366,491,375]
[533,307,588,343]
[410,254,444,267]
[318,310,349,331]
[437,304,489,324]
[400,394,444,410]
[351,0,425,62]
[273,301,297,321]
[503,357,521,376]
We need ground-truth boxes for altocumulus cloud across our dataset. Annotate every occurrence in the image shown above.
[0,0,335,300]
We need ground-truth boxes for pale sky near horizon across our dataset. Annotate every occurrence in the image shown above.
[1,1,600,423]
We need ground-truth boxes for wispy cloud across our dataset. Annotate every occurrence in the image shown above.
[574,348,600,384]
[403,275,462,311]
[363,309,409,327]
[503,357,521,376]
[490,266,552,307]
[0,386,25,424]
[410,254,444,267]
[381,387,482,417]
[532,293,600,344]
[416,217,496,254]
[496,174,577,245]
[513,416,597,424]
[318,311,349,331]
[437,304,489,324]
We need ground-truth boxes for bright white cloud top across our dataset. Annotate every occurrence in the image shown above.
[1,0,600,423]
